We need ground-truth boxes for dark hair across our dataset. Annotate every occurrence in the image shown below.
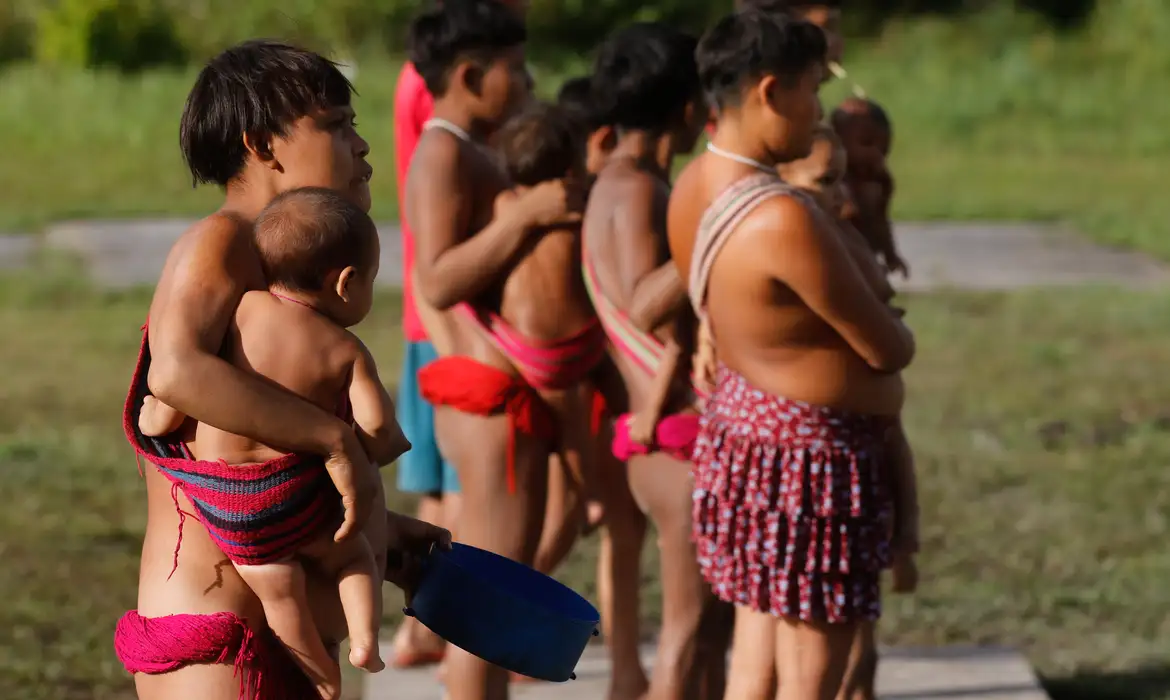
[862,99,891,134]
[557,75,607,130]
[832,98,892,136]
[494,102,582,187]
[179,40,354,188]
[408,0,527,97]
[697,11,827,110]
[254,187,378,291]
[590,22,700,133]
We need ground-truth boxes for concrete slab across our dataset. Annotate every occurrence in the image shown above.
[40,219,406,289]
[13,218,1168,292]
[892,222,1170,292]
[363,640,1049,700]
[0,234,38,271]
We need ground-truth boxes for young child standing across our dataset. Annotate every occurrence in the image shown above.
[139,187,408,700]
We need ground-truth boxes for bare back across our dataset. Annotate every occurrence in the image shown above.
[584,160,695,413]
[668,154,906,416]
[187,291,360,465]
[498,190,595,341]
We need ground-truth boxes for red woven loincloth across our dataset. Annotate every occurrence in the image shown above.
[691,366,894,623]
[114,610,318,699]
[418,356,556,493]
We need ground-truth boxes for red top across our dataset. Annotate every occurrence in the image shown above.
[394,62,434,342]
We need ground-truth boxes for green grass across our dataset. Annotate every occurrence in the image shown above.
[0,59,572,233]
[2,3,1170,257]
[4,264,1170,699]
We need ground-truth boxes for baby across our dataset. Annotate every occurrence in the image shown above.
[556,75,614,177]
[139,187,408,700]
[779,125,919,592]
[831,97,908,277]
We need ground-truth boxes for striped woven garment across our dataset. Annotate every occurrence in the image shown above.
[122,327,340,570]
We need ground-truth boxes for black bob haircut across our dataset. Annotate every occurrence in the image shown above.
[408,0,527,98]
[253,187,379,292]
[697,10,827,110]
[179,40,354,188]
[590,22,700,133]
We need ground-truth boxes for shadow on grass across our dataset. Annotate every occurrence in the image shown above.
[1044,665,1170,700]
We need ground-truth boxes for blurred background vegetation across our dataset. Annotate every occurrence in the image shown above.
[0,0,1126,70]
[5,2,1170,699]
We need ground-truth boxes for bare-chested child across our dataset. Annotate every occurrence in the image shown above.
[138,187,407,700]
[403,2,590,698]
[582,22,733,700]
[831,97,906,276]
[668,10,916,700]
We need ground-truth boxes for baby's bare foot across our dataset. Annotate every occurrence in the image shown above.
[350,642,385,672]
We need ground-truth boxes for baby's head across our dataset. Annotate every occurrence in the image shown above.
[254,187,380,328]
[494,101,586,187]
[556,75,613,175]
[779,124,847,216]
[831,97,892,175]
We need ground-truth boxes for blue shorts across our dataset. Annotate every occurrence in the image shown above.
[396,340,461,494]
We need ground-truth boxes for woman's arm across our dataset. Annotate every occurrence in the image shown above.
[760,197,915,373]
[146,214,373,540]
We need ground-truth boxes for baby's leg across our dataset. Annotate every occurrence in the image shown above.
[234,560,341,700]
[304,533,384,672]
[138,395,185,436]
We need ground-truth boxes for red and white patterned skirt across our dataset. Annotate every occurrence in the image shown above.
[692,366,894,623]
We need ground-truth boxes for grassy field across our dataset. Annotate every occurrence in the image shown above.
[3,262,1170,699]
[2,4,1170,256]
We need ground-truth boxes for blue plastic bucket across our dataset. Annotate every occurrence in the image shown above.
[407,543,600,682]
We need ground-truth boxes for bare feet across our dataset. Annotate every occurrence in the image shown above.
[608,672,650,700]
[350,641,386,673]
[392,618,446,668]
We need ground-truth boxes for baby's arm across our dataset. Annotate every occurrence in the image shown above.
[138,396,186,436]
[234,560,342,700]
[348,340,411,467]
[858,175,907,277]
[627,338,682,445]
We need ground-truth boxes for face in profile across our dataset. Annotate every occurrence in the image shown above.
[475,46,533,125]
[836,112,888,177]
[269,106,373,213]
[764,62,824,162]
[781,133,847,215]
